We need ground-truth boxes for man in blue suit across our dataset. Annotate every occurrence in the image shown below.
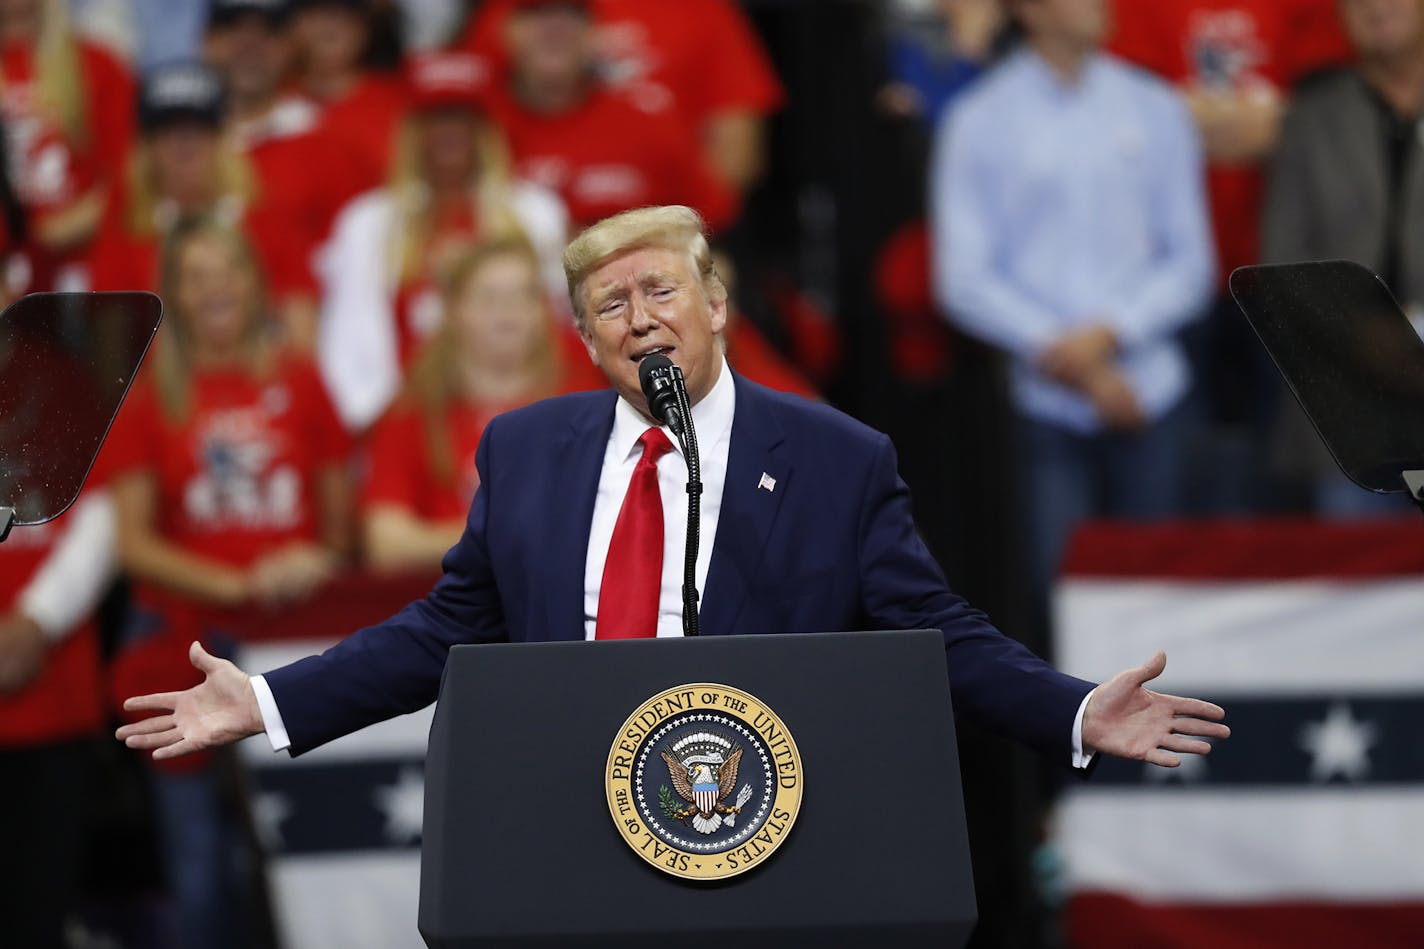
[118,206,1227,768]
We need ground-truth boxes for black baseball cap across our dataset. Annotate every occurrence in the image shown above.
[207,0,291,29]
[139,63,228,132]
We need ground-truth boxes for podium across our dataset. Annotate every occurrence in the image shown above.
[419,629,978,948]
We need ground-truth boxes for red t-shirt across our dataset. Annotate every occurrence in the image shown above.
[0,38,134,292]
[364,400,496,521]
[460,0,785,126]
[1108,0,1352,275]
[105,356,349,569]
[307,74,406,200]
[363,364,605,519]
[0,517,106,747]
[485,82,739,231]
[239,99,365,298]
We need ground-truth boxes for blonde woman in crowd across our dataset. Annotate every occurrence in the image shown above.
[89,62,321,347]
[0,0,134,293]
[316,50,569,432]
[107,217,350,949]
[363,236,598,573]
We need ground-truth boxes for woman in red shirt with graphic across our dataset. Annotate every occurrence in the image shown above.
[364,236,596,572]
[317,50,570,433]
[0,0,134,294]
[107,217,351,949]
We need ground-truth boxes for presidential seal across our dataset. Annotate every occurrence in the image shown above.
[605,683,803,881]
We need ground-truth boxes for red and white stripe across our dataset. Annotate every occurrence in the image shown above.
[1053,521,1424,949]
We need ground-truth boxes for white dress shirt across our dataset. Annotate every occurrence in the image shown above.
[253,358,1093,765]
[583,356,736,639]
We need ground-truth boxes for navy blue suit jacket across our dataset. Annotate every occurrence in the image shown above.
[266,373,1095,757]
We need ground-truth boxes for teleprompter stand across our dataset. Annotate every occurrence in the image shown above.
[0,292,161,540]
[1231,260,1424,515]
[419,630,977,948]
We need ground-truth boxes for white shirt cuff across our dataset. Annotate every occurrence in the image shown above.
[250,674,292,752]
[1071,688,1097,769]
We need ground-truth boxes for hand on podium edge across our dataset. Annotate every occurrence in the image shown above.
[1081,651,1230,768]
[115,640,264,760]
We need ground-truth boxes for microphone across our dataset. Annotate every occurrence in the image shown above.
[634,352,702,637]
[638,353,684,435]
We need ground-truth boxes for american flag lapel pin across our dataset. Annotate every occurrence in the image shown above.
[758,472,777,493]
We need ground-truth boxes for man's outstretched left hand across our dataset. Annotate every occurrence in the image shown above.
[1082,651,1229,767]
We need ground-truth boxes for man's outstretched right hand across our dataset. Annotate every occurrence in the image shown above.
[115,641,264,760]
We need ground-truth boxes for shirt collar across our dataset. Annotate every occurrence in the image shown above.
[1016,44,1104,98]
[611,356,736,462]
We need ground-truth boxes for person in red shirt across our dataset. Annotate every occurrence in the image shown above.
[481,0,740,231]
[364,236,598,572]
[461,0,785,192]
[0,320,118,947]
[0,0,135,294]
[288,0,406,196]
[316,50,570,431]
[107,217,351,949]
[1108,0,1353,278]
[89,62,314,344]
[203,0,366,348]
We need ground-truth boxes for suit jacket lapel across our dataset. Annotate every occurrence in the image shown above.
[543,391,616,641]
[700,375,790,636]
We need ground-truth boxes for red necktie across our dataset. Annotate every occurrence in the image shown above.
[596,427,675,640]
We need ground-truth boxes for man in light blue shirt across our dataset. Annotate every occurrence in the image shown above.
[930,0,1214,590]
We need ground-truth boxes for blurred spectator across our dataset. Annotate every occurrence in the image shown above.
[879,0,1008,124]
[315,50,569,431]
[363,237,592,571]
[89,63,316,346]
[1107,0,1353,512]
[289,0,407,196]
[460,0,785,193]
[1263,0,1424,517]
[0,0,134,294]
[0,491,116,948]
[1110,0,1352,279]
[480,0,739,231]
[932,0,1214,589]
[108,218,350,949]
[203,0,362,348]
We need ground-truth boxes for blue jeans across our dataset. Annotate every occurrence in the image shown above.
[1020,401,1190,593]
[150,767,242,949]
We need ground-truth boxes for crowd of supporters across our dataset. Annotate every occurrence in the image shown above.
[0,2,803,946]
[3,0,1422,946]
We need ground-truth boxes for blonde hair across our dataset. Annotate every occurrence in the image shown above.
[0,1,88,147]
[33,0,86,147]
[124,130,255,238]
[403,236,559,485]
[562,205,726,331]
[385,112,526,286]
[154,216,271,420]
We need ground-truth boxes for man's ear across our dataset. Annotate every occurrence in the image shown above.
[708,293,729,337]
[580,326,601,367]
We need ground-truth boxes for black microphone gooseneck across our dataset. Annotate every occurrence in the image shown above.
[638,354,702,636]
